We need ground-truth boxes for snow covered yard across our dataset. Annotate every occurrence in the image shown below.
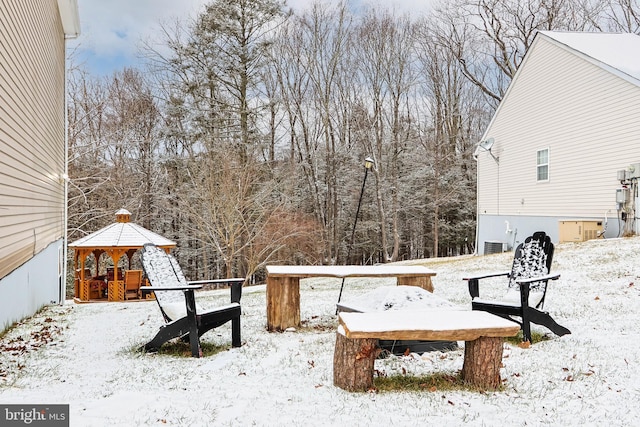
[1,236,639,426]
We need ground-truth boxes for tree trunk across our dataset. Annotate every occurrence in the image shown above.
[333,332,380,391]
[461,337,504,390]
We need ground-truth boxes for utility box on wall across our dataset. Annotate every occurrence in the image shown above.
[559,220,603,243]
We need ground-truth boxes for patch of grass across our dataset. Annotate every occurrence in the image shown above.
[0,322,18,341]
[505,330,552,346]
[149,340,230,357]
[299,317,338,332]
[374,372,493,393]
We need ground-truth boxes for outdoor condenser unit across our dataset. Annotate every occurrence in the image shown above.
[484,241,504,254]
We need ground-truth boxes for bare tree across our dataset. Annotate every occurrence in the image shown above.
[271,2,355,264]
[413,16,484,256]
[67,67,162,238]
[351,9,416,262]
[432,0,604,106]
[597,0,640,32]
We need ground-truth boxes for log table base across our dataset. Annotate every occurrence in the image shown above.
[333,333,506,391]
[397,275,434,292]
[461,336,504,389]
[333,333,380,392]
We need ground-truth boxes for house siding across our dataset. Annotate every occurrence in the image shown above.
[477,33,640,253]
[480,36,640,218]
[0,0,66,280]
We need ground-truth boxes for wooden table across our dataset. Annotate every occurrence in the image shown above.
[265,265,437,331]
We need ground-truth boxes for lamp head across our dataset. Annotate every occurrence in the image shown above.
[364,156,374,169]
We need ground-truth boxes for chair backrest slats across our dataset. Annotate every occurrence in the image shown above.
[140,244,188,317]
[508,231,554,294]
[125,270,143,291]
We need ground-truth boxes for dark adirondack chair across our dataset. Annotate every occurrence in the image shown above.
[139,244,243,357]
[464,231,570,343]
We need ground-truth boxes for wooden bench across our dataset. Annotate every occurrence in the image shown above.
[334,310,520,391]
[266,265,436,331]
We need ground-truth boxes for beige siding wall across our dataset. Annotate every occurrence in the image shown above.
[479,36,640,218]
[0,0,66,279]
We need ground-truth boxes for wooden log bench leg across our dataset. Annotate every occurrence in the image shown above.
[266,276,301,331]
[461,336,504,389]
[396,275,434,292]
[333,331,380,391]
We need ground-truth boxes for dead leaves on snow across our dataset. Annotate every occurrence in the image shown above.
[561,366,596,382]
[0,320,62,355]
[0,316,64,383]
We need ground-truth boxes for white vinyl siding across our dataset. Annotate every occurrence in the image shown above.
[0,1,66,279]
[478,35,640,218]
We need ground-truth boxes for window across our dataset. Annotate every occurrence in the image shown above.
[537,148,549,181]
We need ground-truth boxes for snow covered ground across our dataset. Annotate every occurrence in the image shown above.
[1,236,639,426]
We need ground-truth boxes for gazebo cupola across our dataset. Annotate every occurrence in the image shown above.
[116,208,131,223]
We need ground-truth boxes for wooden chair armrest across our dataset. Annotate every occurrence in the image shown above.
[187,278,245,285]
[515,273,560,285]
[187,278,244,304]
[140,285,203,294]
[462,271,510,281]
[464,271,509,299]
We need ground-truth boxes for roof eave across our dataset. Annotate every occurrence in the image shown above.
[57,0,80,38]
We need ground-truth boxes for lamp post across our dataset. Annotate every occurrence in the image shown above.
[337,156,374,307]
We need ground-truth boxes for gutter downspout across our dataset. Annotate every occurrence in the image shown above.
[62,32,78,305]
[473,150,480,256]
[62,55,69,305]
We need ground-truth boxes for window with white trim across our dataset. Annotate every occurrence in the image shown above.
[537,148,549,181]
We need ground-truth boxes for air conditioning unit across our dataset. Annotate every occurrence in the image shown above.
[558,220,603,243]
[484,241,505,254]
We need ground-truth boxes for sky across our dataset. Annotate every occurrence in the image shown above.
[68,0,434,76]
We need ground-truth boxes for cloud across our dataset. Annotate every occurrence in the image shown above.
[70,0,209,73]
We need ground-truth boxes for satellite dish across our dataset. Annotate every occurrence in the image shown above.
[476,137,498,163]
[479,137,494,151]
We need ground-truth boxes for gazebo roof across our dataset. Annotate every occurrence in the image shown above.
[69,209,176,249]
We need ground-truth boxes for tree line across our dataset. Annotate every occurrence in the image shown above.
[66,0,639,283]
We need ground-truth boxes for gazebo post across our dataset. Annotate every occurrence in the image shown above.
[73,250,84,298]
[75,248,93,300]
[126,249,136,269]
[106,248,127,301]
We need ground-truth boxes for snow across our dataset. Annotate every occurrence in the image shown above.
[338,284,459,312]
[2,236,640,426]
[540,31,640,82]
[266,264,435,277]
[339,310,520,337]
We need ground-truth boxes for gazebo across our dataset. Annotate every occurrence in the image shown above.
[69,209,176,301]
